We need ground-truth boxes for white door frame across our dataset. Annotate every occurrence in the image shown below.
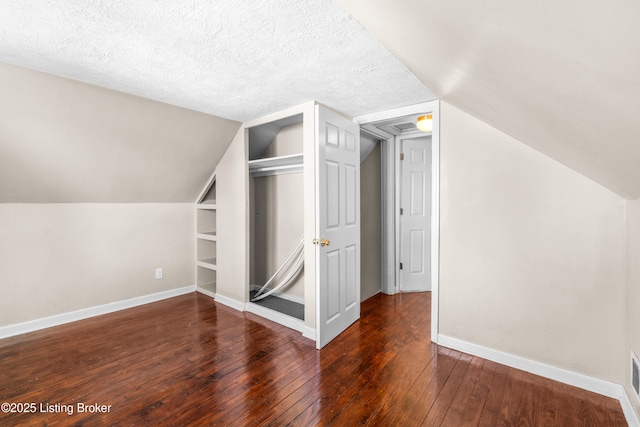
[360,126,396,297]
[354,100,440,344]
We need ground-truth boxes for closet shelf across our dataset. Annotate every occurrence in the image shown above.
[196,204,217,210]
[197,258,217,269]
[249,153,303,177]
[197,232,217,241]
[197,281,216,299]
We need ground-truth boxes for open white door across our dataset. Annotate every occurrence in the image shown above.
[316,104,360,349]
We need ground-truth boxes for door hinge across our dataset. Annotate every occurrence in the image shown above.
[400,152,404,161]
[400,262,403,270]
[400,208,403,215]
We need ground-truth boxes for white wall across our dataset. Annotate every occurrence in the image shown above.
[215,128,249,304]
[439,102,626,384]
[360,142,382,301]
[0,62,240,203]
[626,200,640,417]
[0,203,194,327]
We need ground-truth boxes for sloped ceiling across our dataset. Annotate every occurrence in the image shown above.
[0,62,240,202]
[339,0,640,199]
[0,0,436,203]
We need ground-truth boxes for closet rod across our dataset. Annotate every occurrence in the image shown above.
[250,166,303,177]
[249,153,304,177]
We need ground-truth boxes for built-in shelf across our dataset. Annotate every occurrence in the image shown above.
[248,113,303,160]
[196,175,217,297]
[197,257,217,269]
[198,281,216,290]
[198,176,217,204]
[197,231,217,241]
[196,204,217,210]
[196,267,216,298]
[197,210,216,234]
[197,237,216,265]
[249,153,303,177]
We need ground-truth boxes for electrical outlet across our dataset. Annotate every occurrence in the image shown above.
[155,268,163,279]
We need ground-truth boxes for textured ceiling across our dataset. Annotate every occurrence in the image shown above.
[339,0,640,198]
[9,0,639,201]
[0,0,435,122]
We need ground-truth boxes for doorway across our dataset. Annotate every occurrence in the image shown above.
[354,100,440,343]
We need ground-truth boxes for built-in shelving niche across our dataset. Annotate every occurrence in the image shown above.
[248,113,304,174]
[248,113,306,329]
[196,267,216,298]
[196,208,216,236]
[196,176,217,298]
[197,239,217,269]
[199,176,217,204]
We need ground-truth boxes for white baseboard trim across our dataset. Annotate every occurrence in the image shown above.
[196,286,216,299]
[620,389,640,427]
[249,284,304,305]
[301,325,316,341]
[0,285,196,340]
[621,392,640,427]
[361,290,382,302]
[438,334,640,427]
[245,302,314,342]
[213,293,245,312]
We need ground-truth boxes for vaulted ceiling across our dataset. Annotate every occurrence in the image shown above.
[0,0,435,202]
[1,0,639,201]
[339,0,640,199]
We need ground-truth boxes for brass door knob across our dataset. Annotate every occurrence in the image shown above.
[313,238,331,246]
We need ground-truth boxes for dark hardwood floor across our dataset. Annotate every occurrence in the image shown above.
[0,292,627,426]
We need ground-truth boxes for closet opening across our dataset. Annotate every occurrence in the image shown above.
[247,113,306,327]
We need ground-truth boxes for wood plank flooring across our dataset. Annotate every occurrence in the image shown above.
[0,292,627,426]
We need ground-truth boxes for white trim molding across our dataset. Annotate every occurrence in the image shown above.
[621,393,640,427]
[301,325,316,340]
[212,293,245,312]
[245,302,315,341]
[353,101,439,125]
[438,334,640,427]
[196,286,216,299]
[0,285,196,340]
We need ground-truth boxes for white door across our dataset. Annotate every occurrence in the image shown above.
[400,137,431,292]
[316,105,360,349]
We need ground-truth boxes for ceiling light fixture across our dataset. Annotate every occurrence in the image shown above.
[416,114,433,132]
